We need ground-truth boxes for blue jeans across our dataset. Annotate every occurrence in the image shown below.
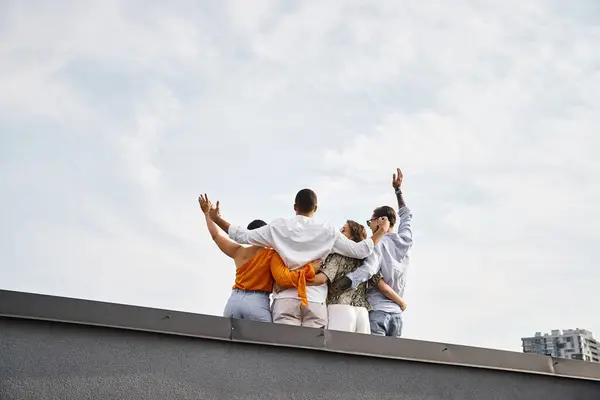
[223,289,272,323]
[369,310,403,337]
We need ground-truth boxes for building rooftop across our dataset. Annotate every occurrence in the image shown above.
[527,329,595,339]
[2,289,600,399]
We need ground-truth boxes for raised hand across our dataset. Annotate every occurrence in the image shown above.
[198,194,212,214]
[392,168,403,190]
[209,199,221,220]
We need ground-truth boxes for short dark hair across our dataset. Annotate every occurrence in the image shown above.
[247,219,267,230]
[294,189,318,213]
[346,220,367,243]
[372,206,397,226]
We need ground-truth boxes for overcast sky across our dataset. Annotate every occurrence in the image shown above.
[2,0,599,352]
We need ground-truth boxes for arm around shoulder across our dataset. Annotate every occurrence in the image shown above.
[332,230,375,259]
[345,248,381,289]
[229,222,274,247]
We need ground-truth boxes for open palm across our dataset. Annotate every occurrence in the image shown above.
[392,168,403,189]
[198,194,212,214]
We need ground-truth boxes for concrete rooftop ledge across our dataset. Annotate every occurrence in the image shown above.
[1,289,600,383]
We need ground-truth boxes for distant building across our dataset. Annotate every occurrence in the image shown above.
[522,329,600,363]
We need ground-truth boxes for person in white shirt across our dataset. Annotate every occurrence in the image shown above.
[208,188,389,328]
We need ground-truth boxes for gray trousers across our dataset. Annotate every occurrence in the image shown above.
[223,289,272,323]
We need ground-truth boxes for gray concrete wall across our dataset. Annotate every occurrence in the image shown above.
[2,317,599,400]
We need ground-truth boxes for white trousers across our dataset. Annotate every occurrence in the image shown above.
[327,304,371,334]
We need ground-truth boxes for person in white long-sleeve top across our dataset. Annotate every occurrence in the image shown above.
[207,188,389,329]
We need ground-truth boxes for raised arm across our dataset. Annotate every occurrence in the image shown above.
[336,168,411,290]
[199,194,242,259]
[393,168,406,209]
[204,215,242,258]
[346,210,412,290]
[392,206,413,253]
[387,167,413,259]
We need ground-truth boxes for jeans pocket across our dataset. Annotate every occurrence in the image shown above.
[393,314,403,337]
[223,295,236,318]
[247,294,272,323]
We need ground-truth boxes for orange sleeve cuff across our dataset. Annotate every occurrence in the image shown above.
[270,256,316,306]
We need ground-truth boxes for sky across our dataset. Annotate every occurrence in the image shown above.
[1,0,599,352]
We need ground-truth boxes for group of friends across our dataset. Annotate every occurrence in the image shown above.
[198,168,413,337]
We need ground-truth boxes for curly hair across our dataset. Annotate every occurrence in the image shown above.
[346,220,367,243]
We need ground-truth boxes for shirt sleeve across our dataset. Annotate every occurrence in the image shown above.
[365,272,383,291]
[346,245,382,288]
[331,230,375,259]
[227,223,273,247]
[390,206,413,260]
[319,254,340,283]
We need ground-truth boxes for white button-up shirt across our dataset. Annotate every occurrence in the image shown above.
[228,215,375,303]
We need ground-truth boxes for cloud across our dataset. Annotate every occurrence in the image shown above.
[312,2,600,349]
[1,0,599,351]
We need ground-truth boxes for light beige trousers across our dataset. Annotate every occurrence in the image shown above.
[271,298,327,329]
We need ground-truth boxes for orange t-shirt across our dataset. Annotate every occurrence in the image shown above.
[233,248,274,293]
[270,252,315,306]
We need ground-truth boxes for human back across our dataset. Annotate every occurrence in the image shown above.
[233,246,275,293]
[197,199,274,324]
[247,188,336,268]
[233,244,266,269]
[366,205,412,314]
[204,188,390,328]
[264,216,338,269]
[316,220,372,334]
[227,188,384,269]
[231,219,275,292]
[367,235,409,314]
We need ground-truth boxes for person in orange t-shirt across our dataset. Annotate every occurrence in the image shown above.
[199,194,274,323]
